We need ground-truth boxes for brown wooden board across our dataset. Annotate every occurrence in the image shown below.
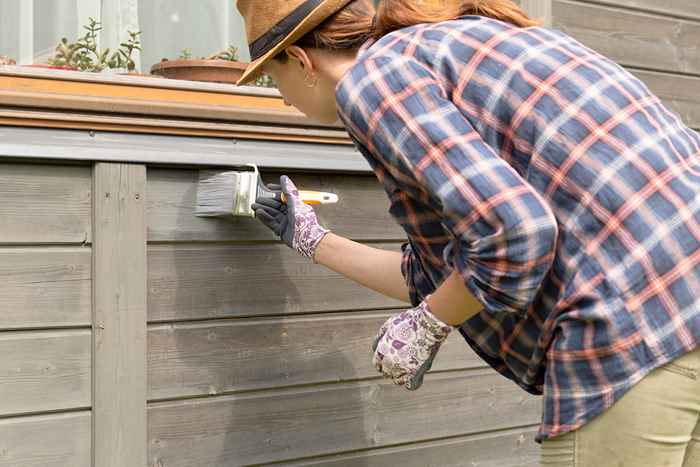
[147,311,484,401]
[553,0,700,75]
[0,330,91,416]
[0,71,343,130]
[148,370,540,467]
[282,426,539,467]
[0,247,91,329]
[147,169,405,242]
[0,164,91,244]
[147,243,407,322]
[0,411,91,467]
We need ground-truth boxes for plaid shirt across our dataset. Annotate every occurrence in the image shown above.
[335,16,700,441]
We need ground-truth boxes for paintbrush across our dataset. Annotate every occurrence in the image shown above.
[195,164,338,218]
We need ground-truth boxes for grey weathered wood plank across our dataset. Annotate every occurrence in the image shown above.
[148,370,540,467]
[552,1,700,76]
[147,312,484,401]
[0,330,91,416]
[571,0,700,21]
[0,127,368,171]
[92,163,147,467]
[0,163,91,244]
[631,68,700,130]
[0,411,91,467]
[281,426,539,467]
[0,247,91,329]
[147,169,405,242]
[147,243,406,322]
[520,0,553,26]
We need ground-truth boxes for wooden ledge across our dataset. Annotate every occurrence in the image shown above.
[0,66,351,145]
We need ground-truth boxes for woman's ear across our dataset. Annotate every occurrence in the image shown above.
[286,45,316,74]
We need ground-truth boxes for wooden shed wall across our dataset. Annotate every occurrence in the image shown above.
[144,165,541,466]
[545,0,700,131]
[0,162,92,467]
[0,131,541,467]
[2,2,699,466]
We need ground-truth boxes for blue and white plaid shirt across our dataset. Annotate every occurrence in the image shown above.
[335,16,700,441]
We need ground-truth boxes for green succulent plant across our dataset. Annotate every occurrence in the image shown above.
[207,45,240,62]
[254,73,276,88]
[49,17,142,72]
[178,49,193,60]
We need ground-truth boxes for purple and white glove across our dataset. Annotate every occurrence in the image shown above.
[252,175,330,261]
[372,301,453,390]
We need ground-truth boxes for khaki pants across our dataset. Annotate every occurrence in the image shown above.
[541,347,700,467]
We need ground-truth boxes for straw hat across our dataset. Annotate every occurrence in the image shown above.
[236,0,354,85]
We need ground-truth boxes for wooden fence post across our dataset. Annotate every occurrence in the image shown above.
[92,162,147,467]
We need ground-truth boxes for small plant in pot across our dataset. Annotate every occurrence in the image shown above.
[40,18,142,72]
[150,45,248,84]
[0,55,16,66]
[254,73,277,88]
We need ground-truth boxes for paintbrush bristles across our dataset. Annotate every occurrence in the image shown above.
[195,170,241,217]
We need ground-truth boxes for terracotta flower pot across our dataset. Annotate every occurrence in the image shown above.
[23,64,78,71]
[150,59,248,84]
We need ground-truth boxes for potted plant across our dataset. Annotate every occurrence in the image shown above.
[150,45,248,84]
[254,73,277,88]
[0,55,16,66]
[35,17,142,73]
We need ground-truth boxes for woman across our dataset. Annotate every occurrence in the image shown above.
[240,0,700,465]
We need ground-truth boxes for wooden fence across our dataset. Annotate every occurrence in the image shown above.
[1,1,699,465]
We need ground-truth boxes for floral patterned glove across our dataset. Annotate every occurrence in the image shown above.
[252,176,330,261]
[372,301,453,390]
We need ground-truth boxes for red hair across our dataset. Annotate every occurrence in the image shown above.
[295,0,538,50]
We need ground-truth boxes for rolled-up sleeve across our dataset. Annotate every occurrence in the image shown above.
[337,54,558,317]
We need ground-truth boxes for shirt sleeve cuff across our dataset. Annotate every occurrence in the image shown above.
[401,242,427,307]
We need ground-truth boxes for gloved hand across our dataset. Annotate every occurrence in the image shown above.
[372,301,453,390]
[252,175,330,261]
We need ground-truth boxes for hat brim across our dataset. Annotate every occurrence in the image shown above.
[236,0,352,86]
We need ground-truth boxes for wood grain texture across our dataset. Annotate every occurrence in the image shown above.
[0,127,369,172]
[147,169,404,242]
[520,0,553,26]
[0,108,351,146]
[571,0,700,21]
[0,163,91,244]
[0,411,91,467]
[148,243,405,322]
[0,65,283,99]
[92,163,147,467]
[0,248,91,329]
[631,69,700,130]
[148,370,540,467]
[147,312,484,401]
[552,0,700,75]
[0,330,91,416]
[282,427,539,467]
[0,75,308,126]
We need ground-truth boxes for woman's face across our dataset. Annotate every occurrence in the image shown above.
[262,47,343,125]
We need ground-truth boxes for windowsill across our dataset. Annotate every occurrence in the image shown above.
[0,65,350,145]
